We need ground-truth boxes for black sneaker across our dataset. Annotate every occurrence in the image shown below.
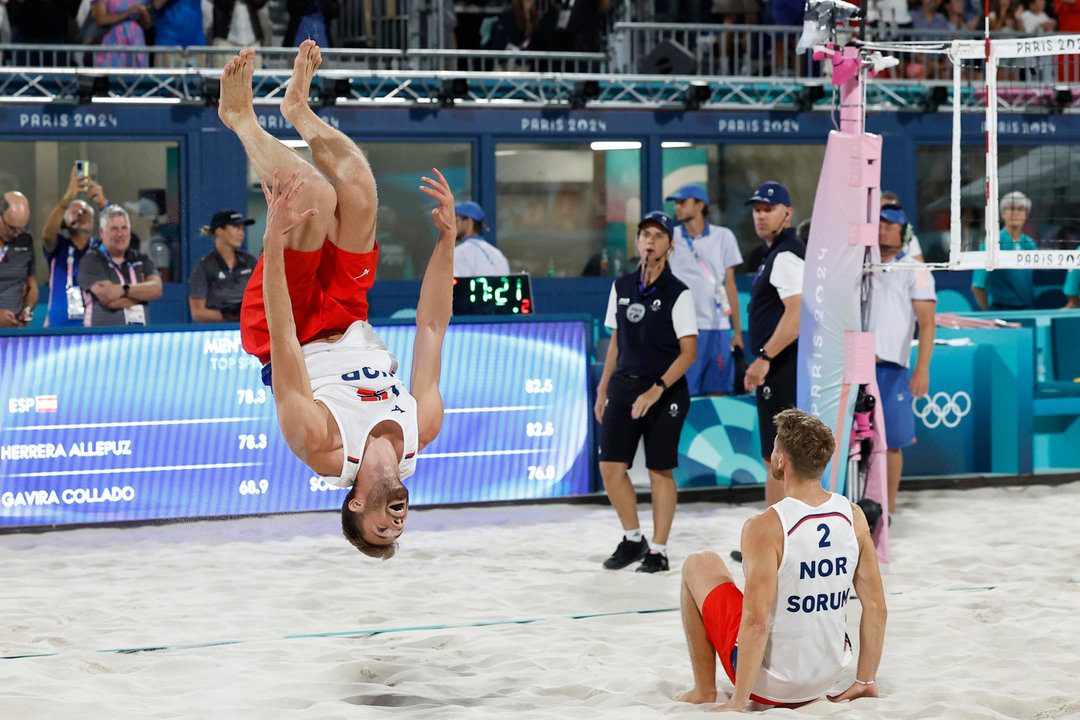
[635,551,669,573]
[602,537,650,570]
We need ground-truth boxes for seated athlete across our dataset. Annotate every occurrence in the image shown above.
[677,409,887,711]
[219,41,455,559]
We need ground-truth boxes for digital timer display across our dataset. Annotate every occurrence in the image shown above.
[452,274,534,316]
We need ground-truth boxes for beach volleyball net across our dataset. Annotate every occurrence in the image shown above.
[947,36,1080,270]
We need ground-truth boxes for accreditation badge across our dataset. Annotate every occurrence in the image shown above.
[123,304,147,326]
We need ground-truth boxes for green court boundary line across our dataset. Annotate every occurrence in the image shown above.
[1,607,678,660]
[6,581,1075,661]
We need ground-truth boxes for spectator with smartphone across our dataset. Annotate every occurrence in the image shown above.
[188,209,258,322]
[0,189,38,328]
[41,165,104,328]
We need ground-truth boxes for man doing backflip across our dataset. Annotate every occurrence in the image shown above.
[219,41,455,559]
[677,409,887,711]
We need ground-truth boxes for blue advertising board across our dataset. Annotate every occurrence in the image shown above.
[0,319,591,528]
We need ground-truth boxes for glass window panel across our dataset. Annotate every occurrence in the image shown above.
[495,142,641,278]
[661,142,824,272]
[0,140,181,282]
[914,144,981,262]
[245,142,472,280]
[919,143,1080,259]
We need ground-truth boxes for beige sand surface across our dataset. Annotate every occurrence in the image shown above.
[2,482,1079,719]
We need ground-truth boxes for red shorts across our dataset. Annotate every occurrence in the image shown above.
[701,582,782,706]
[240,240,379,364]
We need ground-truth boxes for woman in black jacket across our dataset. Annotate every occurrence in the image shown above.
[594,211,698,574]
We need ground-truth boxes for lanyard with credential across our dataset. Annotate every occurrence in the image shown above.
[66,245,79,289]
[101,248,138,287]
[684,226,731,316]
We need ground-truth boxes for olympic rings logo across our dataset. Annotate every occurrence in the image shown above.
[912,391,971,429]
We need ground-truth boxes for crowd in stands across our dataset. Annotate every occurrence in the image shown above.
[0,0,339,67]
[2,0,1078,68]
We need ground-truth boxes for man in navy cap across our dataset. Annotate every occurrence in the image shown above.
[745,181,805,505]
[665,183,744,396]
[453,201,510,277]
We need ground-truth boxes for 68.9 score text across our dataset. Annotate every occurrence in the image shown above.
[239,479,269,495]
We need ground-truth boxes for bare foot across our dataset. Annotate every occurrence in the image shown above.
[218,48,256,131]
[676,687,717,704]
[281,39,322,125]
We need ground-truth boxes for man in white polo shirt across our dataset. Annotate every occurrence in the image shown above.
[871,204,937,518]
[666,184,744,396]
[453,201,510,277]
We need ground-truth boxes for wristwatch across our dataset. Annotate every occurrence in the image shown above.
[756,347,773,362]
[122,283,130,297]
[655,378,668,391]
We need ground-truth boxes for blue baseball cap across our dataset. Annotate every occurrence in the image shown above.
[665,184,709,204]
[638,211,675,238]
[880,205,908,226]
[746,181,791,207]
[454,201,485,223]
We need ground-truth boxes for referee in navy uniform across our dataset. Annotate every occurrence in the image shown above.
[744,182,805,506]
[188,209,258,323]
[595,211,698,573]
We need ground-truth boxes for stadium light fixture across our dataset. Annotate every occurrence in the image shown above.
[75,75,110,104]
[1052,85,1073,114]
[317,78,352,107]
[682,82,711,111]
[571,80,600,110]
[919,86,949,113]
[201,76,220,106]
[438,78,469,108]
[795,84,826,113]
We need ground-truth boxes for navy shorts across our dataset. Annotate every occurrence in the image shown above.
[685,329,734,396]
[756,348,798,458]
[876,362,917,450]
[599,374,690,471]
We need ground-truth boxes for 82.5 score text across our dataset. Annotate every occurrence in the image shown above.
[526,421,554,437]
[524,378,553,394]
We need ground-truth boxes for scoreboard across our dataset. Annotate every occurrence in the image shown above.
[0,319,591,529]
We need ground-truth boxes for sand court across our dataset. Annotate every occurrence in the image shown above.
[3,482,1079,719]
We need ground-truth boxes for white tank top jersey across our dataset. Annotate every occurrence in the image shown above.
[301,321,419,488]
[753,493,859,703]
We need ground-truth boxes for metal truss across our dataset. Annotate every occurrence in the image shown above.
[0,65,1071,113]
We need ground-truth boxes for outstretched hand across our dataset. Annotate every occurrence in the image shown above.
[419,168,455,237]
[260,169,318,251]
